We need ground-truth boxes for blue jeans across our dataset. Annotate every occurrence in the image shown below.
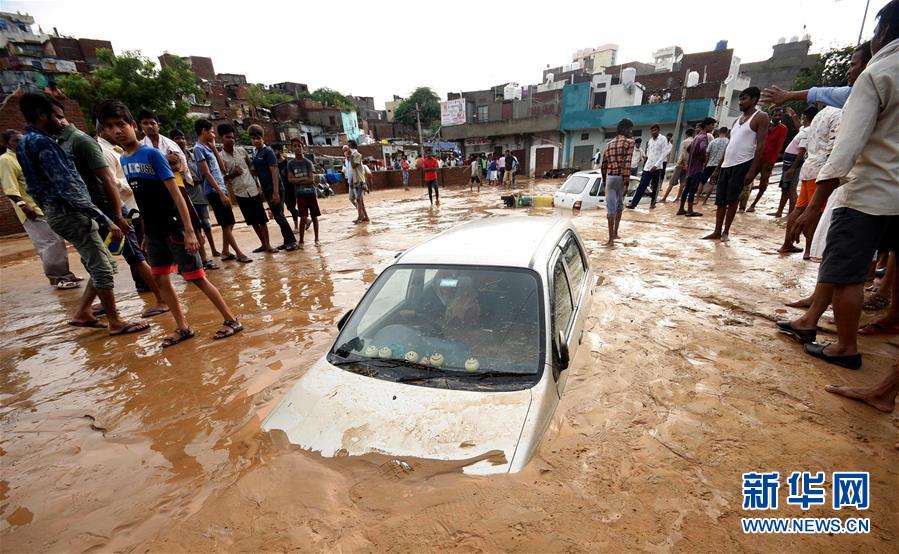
[629,169,662,207]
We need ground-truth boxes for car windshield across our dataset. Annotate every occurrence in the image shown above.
[330,265,543,387]
[560,175,589,194]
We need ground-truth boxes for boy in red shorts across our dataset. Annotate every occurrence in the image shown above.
[97,99,243,347]
[287,138,321,246]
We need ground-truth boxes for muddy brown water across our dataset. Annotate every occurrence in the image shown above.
[1,183,896,552]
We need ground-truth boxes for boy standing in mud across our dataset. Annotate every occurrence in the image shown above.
[97,99,243,348]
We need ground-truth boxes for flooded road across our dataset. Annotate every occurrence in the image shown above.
[1,182,896,552]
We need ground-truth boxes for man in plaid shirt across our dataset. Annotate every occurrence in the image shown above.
[601,118,635,246]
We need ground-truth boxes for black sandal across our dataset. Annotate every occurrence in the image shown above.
[162,327,195,348]
[214,320,243,340]
[775,320,816,344]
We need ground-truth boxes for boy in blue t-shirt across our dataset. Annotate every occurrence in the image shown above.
[97,99,243,347]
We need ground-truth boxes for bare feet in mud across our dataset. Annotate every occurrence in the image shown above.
[779,245,803,254]
[825,381,897,413]
[701,233,721,240]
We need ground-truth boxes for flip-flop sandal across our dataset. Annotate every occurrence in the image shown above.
[214,319,243,340]
[863,294,890,311]
[68,320,107,329]
[858,322,899,336]
[162,327,195,348]
[220,254,236,261]
[91,307,107,317]
[252,246,266,253]
[236,255,253,263]
[204,260,220,270]
[141,307,171,318]
[56,280,80,290]
[109,321,150,337]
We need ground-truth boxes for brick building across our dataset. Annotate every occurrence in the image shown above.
[1,11,113,98]
[0,93,90,236]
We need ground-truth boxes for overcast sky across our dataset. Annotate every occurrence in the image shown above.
[6,0,888,108]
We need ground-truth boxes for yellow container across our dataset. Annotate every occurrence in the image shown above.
[532,195,554,207]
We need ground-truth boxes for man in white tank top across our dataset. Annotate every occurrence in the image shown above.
[701,87,770,241]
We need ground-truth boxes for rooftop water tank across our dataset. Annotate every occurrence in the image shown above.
[621,67,636,86]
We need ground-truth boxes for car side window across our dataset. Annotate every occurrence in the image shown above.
[552,256,574,338]
[562,237,586,296]
[589,178,601,196]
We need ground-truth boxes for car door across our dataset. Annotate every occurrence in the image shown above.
[549,249,575,397]
[551,233,592,397]
[585,177,603,210]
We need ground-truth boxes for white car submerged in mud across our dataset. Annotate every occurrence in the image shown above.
[553,170,638,210]
[262,217,594,474]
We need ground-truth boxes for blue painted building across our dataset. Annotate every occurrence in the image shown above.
[560,82,715,169]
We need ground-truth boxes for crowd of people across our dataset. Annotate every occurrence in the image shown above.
[0,2,895,412]
[600,1,897,413]
[0,92,351,347]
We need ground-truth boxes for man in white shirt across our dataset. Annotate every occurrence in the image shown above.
[778,3,899,371]
[137,109,190,185]
[627,124,668,209]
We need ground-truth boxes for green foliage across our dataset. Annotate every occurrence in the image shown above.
[245,84,297,109]
[58,49,200,134]
[793,45,854,91]
[394,87,441,129]
[310,88,353,109]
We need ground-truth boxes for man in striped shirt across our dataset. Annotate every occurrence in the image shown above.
[600,118,635,247]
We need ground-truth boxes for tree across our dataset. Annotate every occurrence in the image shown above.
[793,45,854,90]
[246,84,296,109]
[58,49,200,134]
[394,87,441,130]
[310,88,353,109]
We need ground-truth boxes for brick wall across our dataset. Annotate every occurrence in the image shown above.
[0,94,90,236]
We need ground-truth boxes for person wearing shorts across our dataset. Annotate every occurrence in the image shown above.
[779,106,841,256]
[219,124,276,254]
[600,118,635,247]
[703,87,769,241]
[101,99,244,347]
[59,118,170,315]
[194,121,250,263]
[287,139,321,246]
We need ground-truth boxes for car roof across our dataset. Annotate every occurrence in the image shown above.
[570,170,601,178]
[396,216,571,269]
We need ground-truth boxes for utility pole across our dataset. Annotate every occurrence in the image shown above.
[415,102,425,157]
[857,0,871,45]
[671,67,691,165]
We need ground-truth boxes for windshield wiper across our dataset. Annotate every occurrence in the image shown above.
[397,370,530,383]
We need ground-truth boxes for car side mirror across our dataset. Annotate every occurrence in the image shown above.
[337,309,353,331]
[557,330,570,370]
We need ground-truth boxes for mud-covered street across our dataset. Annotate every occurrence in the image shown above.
[1,182,896,552]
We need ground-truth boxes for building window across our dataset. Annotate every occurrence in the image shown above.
[329,116,336,126]
[477,105,488,122]
[632,129,643,137]
[580,133,589,140]
[592,91,607,109]
[604,131,617,139]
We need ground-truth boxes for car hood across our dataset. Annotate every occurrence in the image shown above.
[261,360,533,474]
